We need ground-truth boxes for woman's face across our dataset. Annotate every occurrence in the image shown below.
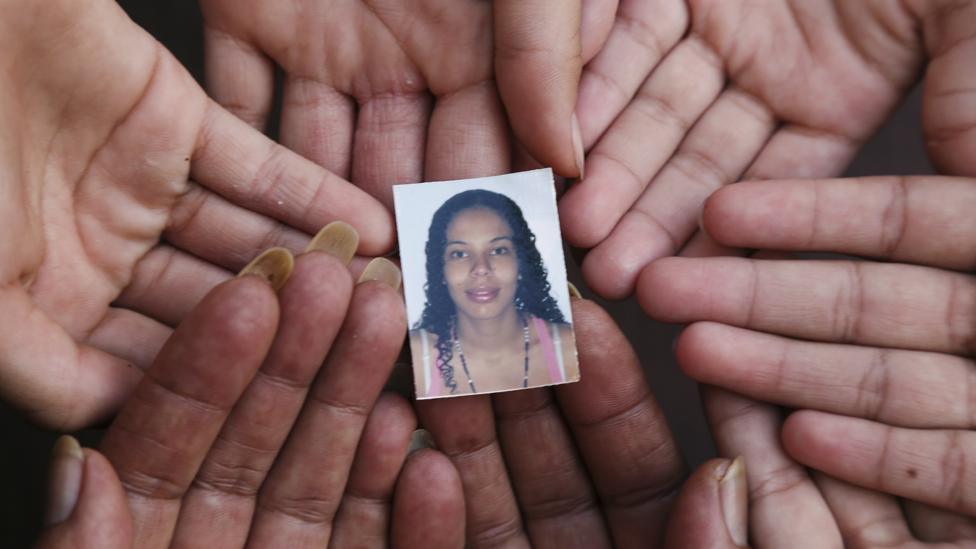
[442,207,519,321]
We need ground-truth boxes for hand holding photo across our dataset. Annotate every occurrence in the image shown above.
[394,169,579,399]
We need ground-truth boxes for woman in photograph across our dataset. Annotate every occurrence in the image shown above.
[411,189,577,397]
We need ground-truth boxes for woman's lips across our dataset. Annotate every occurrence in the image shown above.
[465,288,500,303]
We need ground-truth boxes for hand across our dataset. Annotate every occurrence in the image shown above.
[34,245,464,548]
[198,0,618,206]
[560,0,976,298]
[0,0,392,430]
[412,296,751,548]
[641,175,976,543]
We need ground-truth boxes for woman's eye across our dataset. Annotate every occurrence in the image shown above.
[491,246,510,256]
[448,250,468,260]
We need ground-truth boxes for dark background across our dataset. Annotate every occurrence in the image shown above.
[0,1,934,546]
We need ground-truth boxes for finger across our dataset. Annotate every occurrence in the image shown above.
[202,26,274,130]
[425,82,511,181]
[575,0,688,147]
[919,0,976,177]
[561,36,724,248]
[494,0,582,178]
[812,474,914,547]
[783,410,976,517]
[741,124,861,182]
[280,77,356,178]
[903,500,976,542]
[493,388,613,548]
[351,92,431,209]
[663,458,748,549]
[86,307,171,369]
[638,257,976,356]
[99,276,279,548]
[701,176,976,271]
[166,182,315,271]
[169,252,354,548]
[37,440,133,549]
[577,0,618,63]
[0,285,143,430]
[678,230,741,258]
[578,87,774,298]
[249,271,406,546]
[191,102,394,255]
[115,244,232,327]
[416,396,530,548]
[703,387,842,548]
[330,393,417,548]
[415,81,520,547]
[677,322,976,429]
[391,449,466,549]
[555,299,685,546]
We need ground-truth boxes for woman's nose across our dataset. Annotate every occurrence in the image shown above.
[470,253,492,275]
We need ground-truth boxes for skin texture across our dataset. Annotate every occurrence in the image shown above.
[35,253,468,548]
[0,0,392,431]
[196,0,624,208]
[561,0,976,299]
[444,208,519,323]
[642,174,976,546]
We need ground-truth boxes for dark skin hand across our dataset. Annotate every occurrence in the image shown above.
[415,297,751,548]
[35,248,467,548]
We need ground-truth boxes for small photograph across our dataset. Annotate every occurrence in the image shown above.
[394,169,579,399]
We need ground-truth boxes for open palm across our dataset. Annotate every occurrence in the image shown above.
[0,0,391,430]
[198,0,615,207]
[562,0,975,298]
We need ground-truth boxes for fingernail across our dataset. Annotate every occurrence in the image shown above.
[408,429,435,454]
[571,113,585,180]
[358,257,401,290]
[45,435,84,526]
[720,456,748,546]
[304,221,359,265]
[698,206,710,238]
[238,247,294,292]
[568,282,582,299]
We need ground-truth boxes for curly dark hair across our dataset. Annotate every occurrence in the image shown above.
[415,189,566,394]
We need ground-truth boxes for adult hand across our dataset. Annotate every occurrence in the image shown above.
[197,0,620,207]
[35,244,464,548]
[641,175,976,543]
[561,0,976,299]
[415,297,751,548]
[0,0,392,430]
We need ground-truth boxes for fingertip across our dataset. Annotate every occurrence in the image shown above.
[781,409,835,464]
[393,449,465,548]
[635,257,685,318]
[664,458,745,548]
[581,242,641,300]
[494,0,583,178]
[353,205,397,258]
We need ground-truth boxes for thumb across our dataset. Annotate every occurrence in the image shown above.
[664,457,749,548]
[35,436,132,549]
[493,0,584,179]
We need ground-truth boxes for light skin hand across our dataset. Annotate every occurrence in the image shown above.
[0,0,393,431]
[642,175,976,543]
[35,247,465,548]
[198,0,620,206]
[561,0,976,299]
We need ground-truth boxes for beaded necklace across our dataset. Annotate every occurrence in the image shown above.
[454,315,531,393]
